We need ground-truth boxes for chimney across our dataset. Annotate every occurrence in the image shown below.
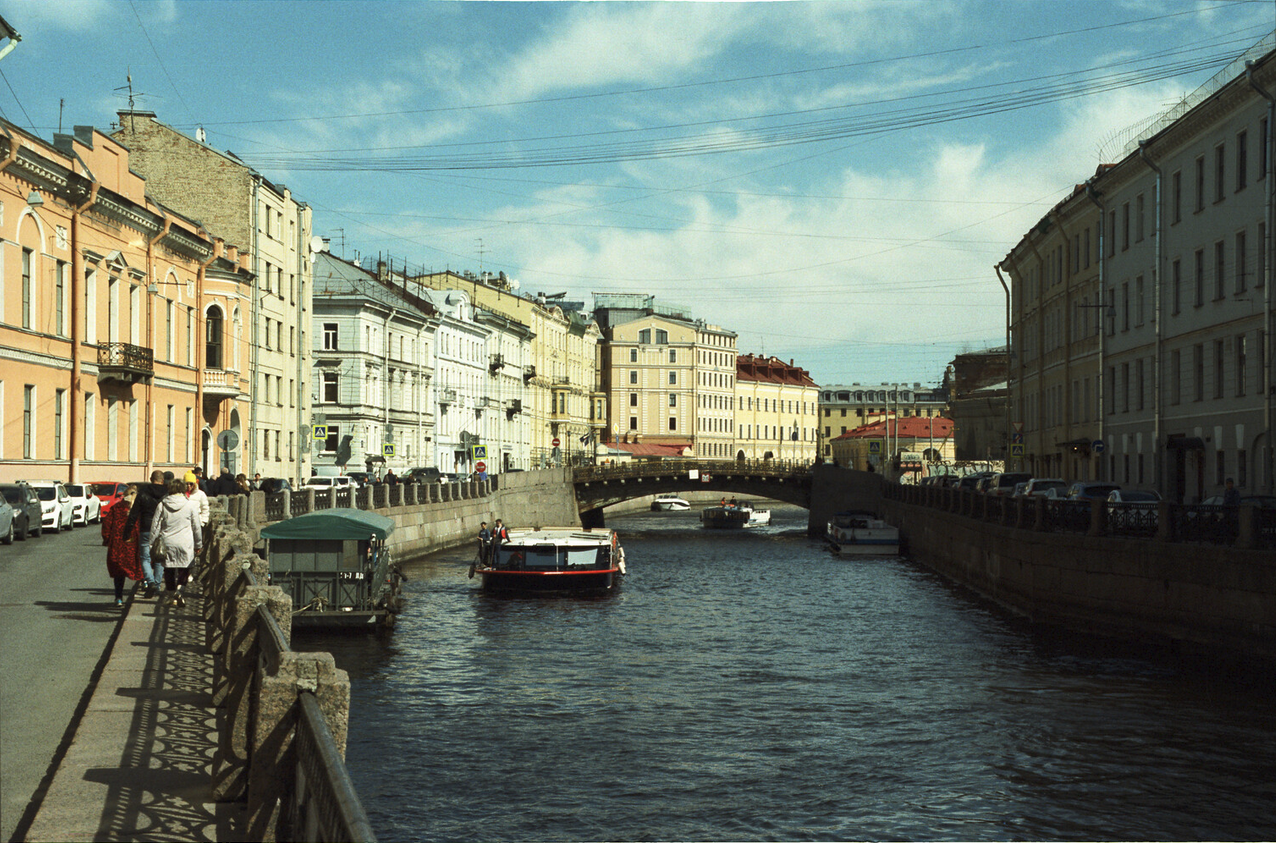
[227,245,238,265]
[377,260,388,281]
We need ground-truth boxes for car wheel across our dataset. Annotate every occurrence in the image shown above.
[2,521,12,545]
[31,521,41,537]
[17,516,27,540]
[62,513,72,531]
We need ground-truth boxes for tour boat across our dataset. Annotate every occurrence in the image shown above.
[651,494,691,511]
[826,511,900,555]
[700,500,771,529]
[470,527,626,594]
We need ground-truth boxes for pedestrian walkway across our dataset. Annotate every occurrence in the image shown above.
[24,590,242,842]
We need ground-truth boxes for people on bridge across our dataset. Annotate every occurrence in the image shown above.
[102,484,143,607]
[153,478,203,608]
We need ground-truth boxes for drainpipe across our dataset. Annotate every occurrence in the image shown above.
[994,264,1012,469]
[1139,140,1164,495]
[249,175,261,478]
[67,179,100,484]
[1085,181,1107,479]
[1247,62,1275,493]
[384,306,398,478]
[144,213,171,474]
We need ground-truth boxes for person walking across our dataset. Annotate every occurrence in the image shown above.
[102,484,144,606]
[152,478,202,607]
[125,470,167,597]
[185,472,209,529]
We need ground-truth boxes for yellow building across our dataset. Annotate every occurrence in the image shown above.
[0,120,252,484]
[733,355,820,463]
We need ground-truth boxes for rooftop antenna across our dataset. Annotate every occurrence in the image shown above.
[476,238,486,279]
[113,70,153,135]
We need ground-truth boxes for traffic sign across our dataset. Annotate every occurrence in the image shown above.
[475,461,487,473]
[311,424,327,442]
[472,445,487,460]
[1010,443,1025,457]
[1011,432,1023,444]
[1092,439,1105,453]
[1013,421,1024,433]
[868,440,882,455]
[216,429,239,451]
[382,443,395,457]
[552,437,561,448]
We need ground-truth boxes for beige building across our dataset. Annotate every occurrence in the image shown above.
[733,355,820,462]
[0,120,251,484]
[111,111,314,482]
[1002,37,1276,500]
[410,272,604,466]
[817,382,947,462]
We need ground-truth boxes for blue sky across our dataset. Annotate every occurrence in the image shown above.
[3,0,1273,388]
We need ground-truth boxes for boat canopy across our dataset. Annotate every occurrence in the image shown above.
[261,509,396,542]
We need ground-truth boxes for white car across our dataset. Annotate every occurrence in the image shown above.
[302,476,357,492]
[64,483,102,526]
[21,480,75,531]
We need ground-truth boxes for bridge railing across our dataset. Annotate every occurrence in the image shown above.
[574,459,812,483]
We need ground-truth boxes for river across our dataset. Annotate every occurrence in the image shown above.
[298,504,1276,841]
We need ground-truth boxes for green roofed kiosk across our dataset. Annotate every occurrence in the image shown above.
[261,509,403,629]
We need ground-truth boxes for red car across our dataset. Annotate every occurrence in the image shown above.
[90,481,129,517]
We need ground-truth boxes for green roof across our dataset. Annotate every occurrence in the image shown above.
[260,509,396,542]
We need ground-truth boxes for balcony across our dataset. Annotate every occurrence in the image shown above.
[505,398,523,416]
[96,343,153,384]
[202,369,241,399]
[523,364,536,383]
[489,353,505,373]
[438,388,457,405]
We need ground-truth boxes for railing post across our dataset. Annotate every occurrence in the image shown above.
[1236,504,1259,549]
[281,489,292,520]
[1087,498,1107,537]
[248,651,350,842]
[1032,497,1046,531]
[1155,501,1173,542]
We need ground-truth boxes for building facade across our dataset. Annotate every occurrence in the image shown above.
[734,355,820,462]
[0,120,251,484]
[830,416,955,474]
[1001,40,1276,500]
[112,111,314,482]
[818,382,947,462]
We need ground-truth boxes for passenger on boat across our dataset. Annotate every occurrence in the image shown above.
[477,521,491,562]
[492,519,509,562]
[730,496,738,508]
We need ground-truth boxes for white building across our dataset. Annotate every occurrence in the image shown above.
[419,289,494,474]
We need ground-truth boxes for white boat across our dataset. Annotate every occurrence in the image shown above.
[826,511,900,555]
[470,527,625,594]
[651,494,691,511]
[700,500,771,529]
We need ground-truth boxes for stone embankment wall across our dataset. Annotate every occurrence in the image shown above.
[878,493,1276,670]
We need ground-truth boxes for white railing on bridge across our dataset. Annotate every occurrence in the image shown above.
[573,459,812,482]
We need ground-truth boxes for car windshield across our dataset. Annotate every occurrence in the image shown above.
[66,484,85,496]
[1121,491,1160,502]
[34,487,56,501]
[90,483,119,495]
[1036,481,1066,489]
[0,487,22,504]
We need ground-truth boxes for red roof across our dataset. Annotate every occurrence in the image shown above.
[736,353,818,387]
[832,415,952,441]
[608,441,693,458]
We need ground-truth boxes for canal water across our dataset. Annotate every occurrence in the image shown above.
[299,504,1276,841]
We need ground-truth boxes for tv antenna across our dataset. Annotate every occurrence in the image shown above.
[113,69,156,134]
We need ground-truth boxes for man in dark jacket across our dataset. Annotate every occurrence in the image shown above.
[125,470,167,596]
[209,468,239,497]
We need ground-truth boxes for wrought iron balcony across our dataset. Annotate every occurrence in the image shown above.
[505,398,522,416]
[523,364,536,383]
[96,343,153,384]
[438,388,457,405]
[489,353,505,373]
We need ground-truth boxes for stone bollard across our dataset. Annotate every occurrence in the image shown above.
[213,582,291,804]
[1087,497,1107,537]
[247,651,351,842]
[281,489,292,520]
[1236,504,1259,549]
[1032,497,1046,531]
[205,528,256,654]
[212,552,271,708]
[1155,501,1173,542]
[248,490,265,531]
[406,483,418,505]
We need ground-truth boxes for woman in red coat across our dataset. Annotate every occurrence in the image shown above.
[102,485,144,606]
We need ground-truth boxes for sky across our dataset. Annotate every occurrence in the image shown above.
[2,0,1274,389]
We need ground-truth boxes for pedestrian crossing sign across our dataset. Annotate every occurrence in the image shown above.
[472,445,487,460]
[1010,443,1025,457]
[311,424,328,441]
[383,443,395,457]
[868,440,882,455]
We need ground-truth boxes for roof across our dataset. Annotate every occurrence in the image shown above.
[260,509,396,542]
[832,416,953,441]
[607,441,694,458]
[736,353,818,387]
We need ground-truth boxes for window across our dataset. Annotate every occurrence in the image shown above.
[1121,202,1130,251]
[1237,334,1247,396]
[1108,210,1116,257]
[1171,170,1182,224]
[629,370,637,384]
[1172,258,1181,315]
[23,385,33,458]
[54,389,65,459]
[55,261,66,336]
[638,329,651,344]
[1214,339,1225,399]
[1195,248,1205,306]
[323,323,339,350]
[629,393,637,407]
[324,425,340,453]
[1135,194,1144,242]
[1135,276,1144,326]
[21,248,31,329]
[629,417,637,431]
[1195,155,1206,212]
[206,306,224,369]
[656,329,668,344]
[1236,231,1247,293]
[1136,358,1145,411]
[668,371,676,385]
[1122,282,1130,331]
[323,372,339,403]
[669,349,676,363]
[1215,144,1226,202]
[1194,344,1204,402]
[629,348,637,362]
[1239,449,1248,487]
[1170,348,1181,405]
[1237,130,1248,190]
[1211,240,1226,300]
[1121,362,1129,412]
[669,393,677,407]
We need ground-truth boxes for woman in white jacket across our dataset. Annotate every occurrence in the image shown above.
[152,478,203,607]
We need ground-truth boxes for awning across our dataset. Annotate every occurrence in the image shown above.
[261,509,396,542]
[1165,436,1206,450]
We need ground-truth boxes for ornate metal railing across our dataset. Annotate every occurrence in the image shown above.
[1042,500,1091,534]
[1105,503,1159,536]
[96,342,154,377]
[574,458,811,484]
[1169,504,1236,544]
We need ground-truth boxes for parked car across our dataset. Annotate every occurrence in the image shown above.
[1200,494,1276,508]
[21,480,75,531]
[90,481,129,518]
[1022,478,1068,498]
[0,483,42,539]
[0,496,14,545]
[987,472,1033,496]
[402,467,444,485]
[1067,481,1122,502]
[1107,489,1162,509]
[1011,482,1029,497]
[302,476,357,492]
[65,483,102,526]
[344,471,372,487]
[957,472,993,491]
[258,477,293,494]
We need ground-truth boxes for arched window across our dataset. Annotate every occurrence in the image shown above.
[206,305,224,369]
